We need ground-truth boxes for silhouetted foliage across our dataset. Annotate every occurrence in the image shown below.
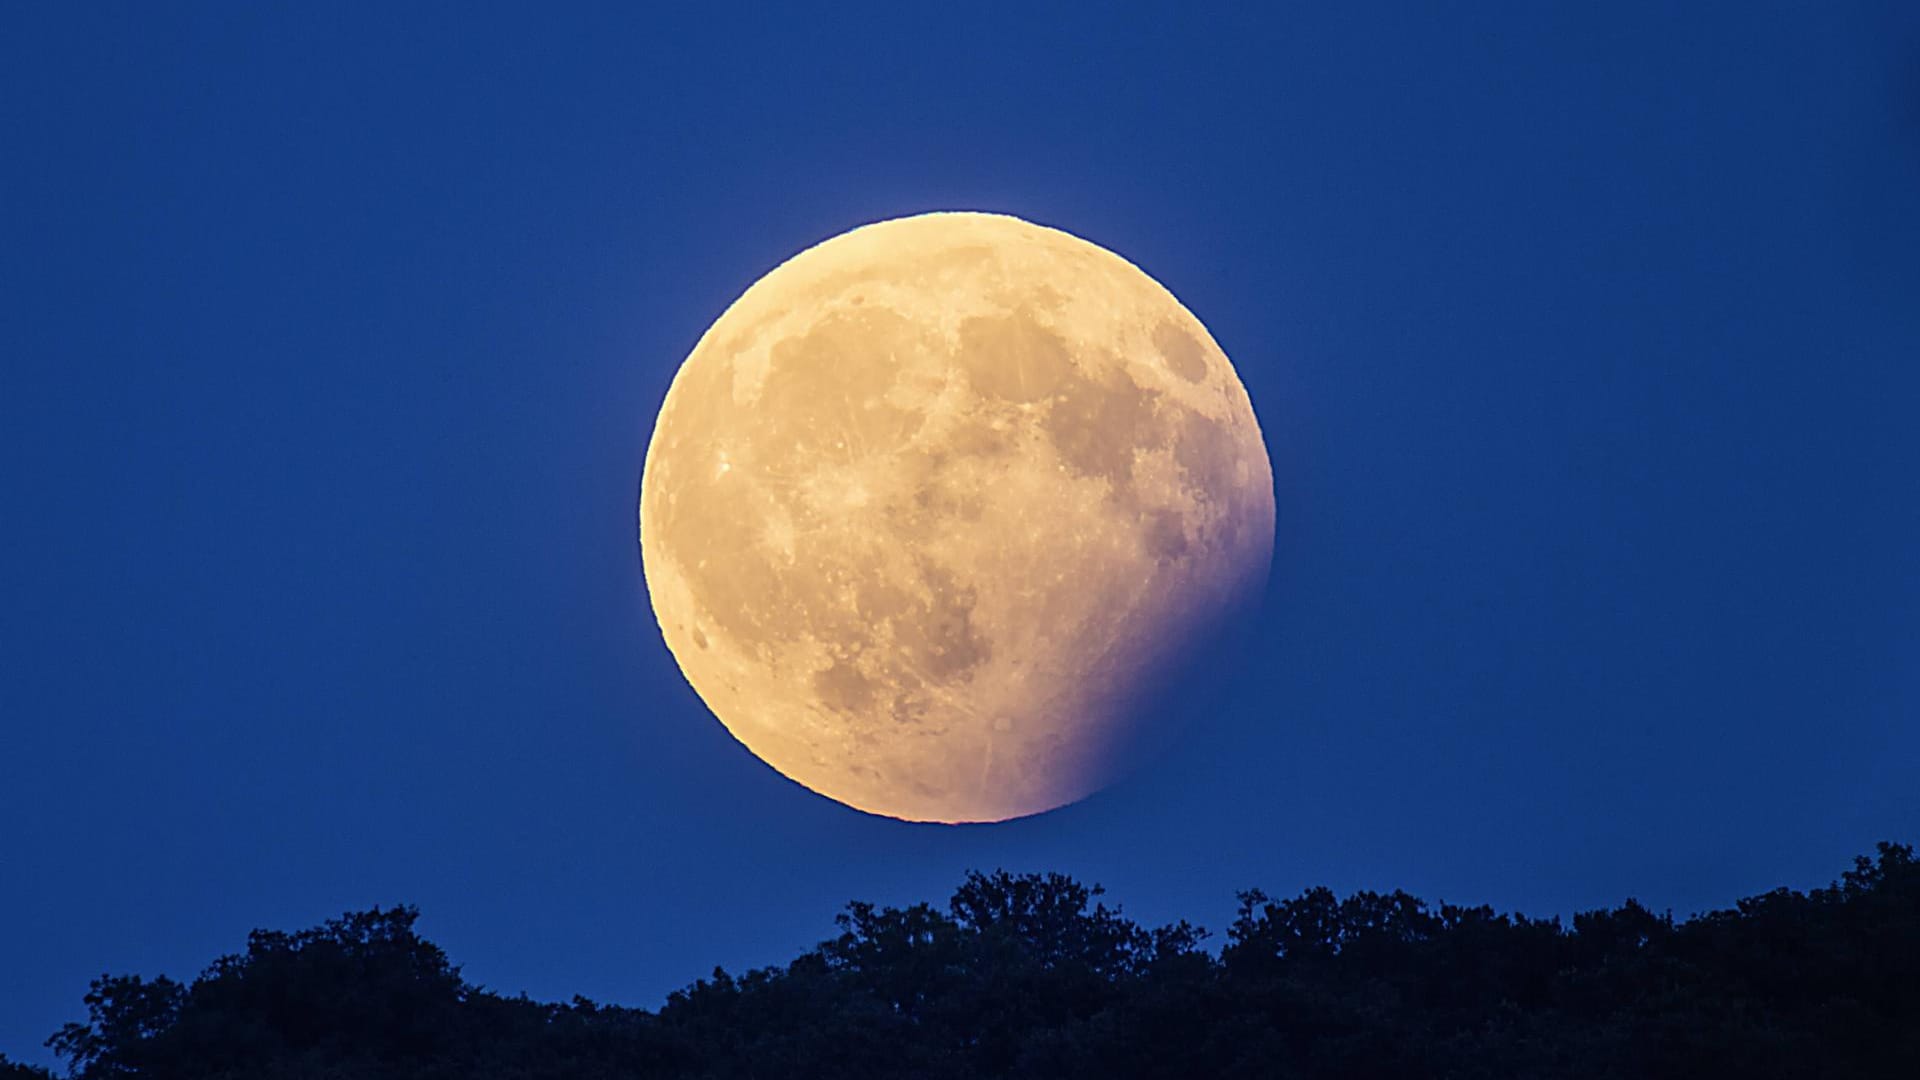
[24,846,1919,1078]
[0,1054,55,1079]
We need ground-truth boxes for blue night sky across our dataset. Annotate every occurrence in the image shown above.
[3,2,1916,1066]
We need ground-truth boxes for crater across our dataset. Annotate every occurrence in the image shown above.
[1154,321,1209,382]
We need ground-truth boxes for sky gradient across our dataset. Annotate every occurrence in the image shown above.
[4,2,1917,1067]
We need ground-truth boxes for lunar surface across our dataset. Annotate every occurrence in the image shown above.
[639,212,1274,823]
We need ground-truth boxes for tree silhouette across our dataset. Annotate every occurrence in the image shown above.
[0,1054,54,1079]
[26,844,1918,1079]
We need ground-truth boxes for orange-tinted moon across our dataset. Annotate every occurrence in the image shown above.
[640,212,1273,822]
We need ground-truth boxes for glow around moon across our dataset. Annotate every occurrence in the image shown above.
[640,212,1274,823]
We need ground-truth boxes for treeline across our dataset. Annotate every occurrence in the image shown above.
[7,842,1916,1079]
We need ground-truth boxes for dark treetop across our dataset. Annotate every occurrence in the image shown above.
[11,842,1916,1080]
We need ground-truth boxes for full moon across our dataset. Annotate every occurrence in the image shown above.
[640,212,1274,823]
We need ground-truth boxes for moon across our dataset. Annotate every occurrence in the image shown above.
[640,212,1274,823]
